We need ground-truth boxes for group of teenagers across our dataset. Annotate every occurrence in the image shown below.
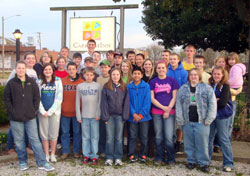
[3,39,246,173]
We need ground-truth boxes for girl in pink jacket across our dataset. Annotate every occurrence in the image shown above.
[226,52,246,141]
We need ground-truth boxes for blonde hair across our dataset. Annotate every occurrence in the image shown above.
[104,68,126,91]
[188,68,202,83]
[120,59,133,84]
[142,58,155,80]
[226,52,241,71]
[209,66,229,89]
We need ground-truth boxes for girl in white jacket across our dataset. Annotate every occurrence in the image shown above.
[37,63,63,162]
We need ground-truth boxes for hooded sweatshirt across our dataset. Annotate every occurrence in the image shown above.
[127,80,152,123]
[167,62,188,87]
[228,63,246,88]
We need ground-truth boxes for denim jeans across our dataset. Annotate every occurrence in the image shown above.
[98,120,106,154]
[182,122,210,166]
[61,116,81,154]
[10,119,47,167]
[228,101,237,141]
[128,121,149,157]
[7,127,29,150]
[81,118,99,159]
[209,117,234,168]
[152,114,175,163]
[105,115,124,160]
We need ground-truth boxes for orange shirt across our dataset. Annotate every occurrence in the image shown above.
[61,75,84,117]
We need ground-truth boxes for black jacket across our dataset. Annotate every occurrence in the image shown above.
[3,74,40,122]
[101,83,129,122]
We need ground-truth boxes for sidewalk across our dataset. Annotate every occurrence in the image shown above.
[1,141,250,164]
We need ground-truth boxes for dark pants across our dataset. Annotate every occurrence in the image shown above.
[128,121,149,157]
[98,120,106,154]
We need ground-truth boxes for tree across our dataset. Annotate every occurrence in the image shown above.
[141,0,250,106]
[146,44,164,62]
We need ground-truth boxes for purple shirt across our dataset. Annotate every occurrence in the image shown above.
[150,76,179,114]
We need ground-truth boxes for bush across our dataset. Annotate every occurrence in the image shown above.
[0,86,8,124]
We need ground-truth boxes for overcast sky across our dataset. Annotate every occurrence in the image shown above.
[1,0,158,51]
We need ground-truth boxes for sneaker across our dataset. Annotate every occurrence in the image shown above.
[105,159,113,166]
[82,157,89,164]
[20,163,29,171]
[115,159,123,166]
[46,155,50,162]
[61,154,68,159]
[201,165,210,173]
[73,153,80,158]
[139,155,147,163]
[223,166,233,172]
[129,155,138,163]
[91,158,98,165]
[187,163,196,170]
[50,154,57,162]
[154,160,164,165]
[38,162,55,172]
[56,144,62,149]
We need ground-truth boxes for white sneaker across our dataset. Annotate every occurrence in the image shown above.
[56,144,62,149]
[38,162,55,172]
[46,155,50,162]
[50,154,57,162]
[115,159,123,166]
[105,159,113,166]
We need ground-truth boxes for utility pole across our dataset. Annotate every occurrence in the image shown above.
[2,16,5,77]
[37,32,41,50]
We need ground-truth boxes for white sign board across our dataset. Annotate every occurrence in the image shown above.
[70,17,116,52]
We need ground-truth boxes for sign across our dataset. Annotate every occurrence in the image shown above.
[70,17,116,52]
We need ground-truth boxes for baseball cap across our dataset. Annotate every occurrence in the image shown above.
[99,59,111,66]
[84,57,94,63]
[114,52,123,57]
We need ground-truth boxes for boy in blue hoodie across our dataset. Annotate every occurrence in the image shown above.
[127,67,152,163]
[167,53,188,154]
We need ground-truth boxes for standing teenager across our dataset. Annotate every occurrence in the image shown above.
[127,67,152,163]
[226,52,246,140]
[208,66,234,172]
[61,62,84,159]
[101,68,129,166]
[3,61,54,171]
[37,63,63,162]
[76,67,101,165]
[7,52,37,155]
[176,68,216,173]
[150,60,179,165]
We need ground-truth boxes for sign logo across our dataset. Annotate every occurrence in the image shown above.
[82,21,101,40]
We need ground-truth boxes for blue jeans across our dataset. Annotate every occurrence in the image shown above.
[153,114,175,163]
[61,116,81,154]
[98,120,106,154]
[182,122,210,166]
[128,121,149,157]
[105,115,124,160]
[81,118,99,159]
[209,117,234,168]
[7,127,29,150]
[10,119,47,167]
[228,101,236,141]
